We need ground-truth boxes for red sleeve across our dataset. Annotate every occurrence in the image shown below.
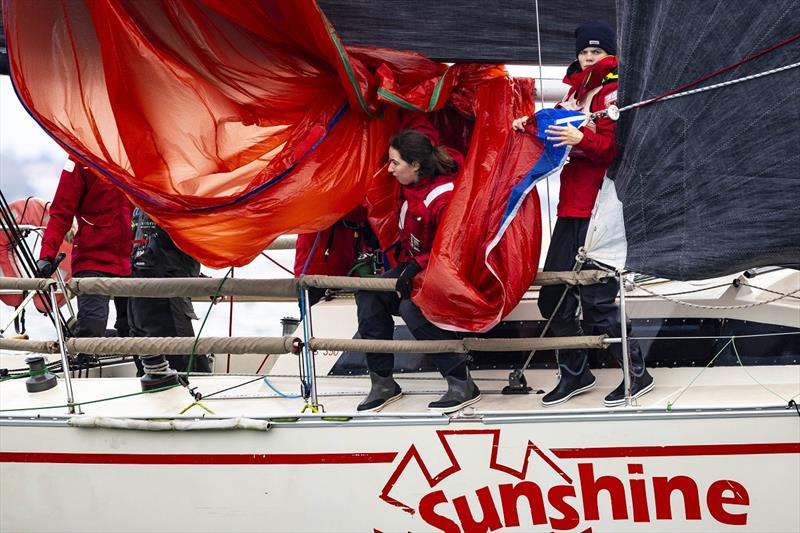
[40,159,84,261]
[575,84,618,165]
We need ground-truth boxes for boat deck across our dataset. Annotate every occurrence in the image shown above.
[1,362,797,419]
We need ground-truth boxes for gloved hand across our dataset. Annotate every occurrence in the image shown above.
[35,258,55,278]
[395,259,422,299]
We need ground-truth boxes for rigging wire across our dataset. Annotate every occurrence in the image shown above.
[596,33,800,119]
[0,191,69,333]
[261,251,294,276]
[226,267,234,373]
[532,0,553,238]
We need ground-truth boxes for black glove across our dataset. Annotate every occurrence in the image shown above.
[395,259,422,299]
[36,258,55,278]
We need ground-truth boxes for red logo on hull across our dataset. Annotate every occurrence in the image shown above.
[380,429,749,531]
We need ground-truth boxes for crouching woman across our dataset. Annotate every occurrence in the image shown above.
[356,129,480,414]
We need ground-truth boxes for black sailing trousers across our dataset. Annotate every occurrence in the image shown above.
[538,217,645,375]
[356,264,467,378]
[71,270,128,338]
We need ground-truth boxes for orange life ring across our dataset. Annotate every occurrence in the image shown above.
[0,197,74,312]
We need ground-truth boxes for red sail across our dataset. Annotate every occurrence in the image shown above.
[4,0,540,331]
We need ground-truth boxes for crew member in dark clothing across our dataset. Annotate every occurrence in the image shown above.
[356,119,480,414]
[129,208,211,377]
[513,21,653,407]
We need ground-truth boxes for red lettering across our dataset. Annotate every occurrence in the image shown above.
[499,481,548,527]
[453,486,503,533]
[578,463,628,520]
[548,484,580,531]
[653,475,701,520]
[419,490,460,533]
[627,464,650,522]
[707,480,749,526]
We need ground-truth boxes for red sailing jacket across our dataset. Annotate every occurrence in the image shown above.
[397,147,463,268]
[555,55,619,218]
[293,205,370,276]
[40,158,133,276]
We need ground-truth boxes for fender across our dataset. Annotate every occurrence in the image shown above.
[0,197,74,312]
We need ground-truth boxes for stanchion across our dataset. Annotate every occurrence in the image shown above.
[49,285,81,414]
[617,271,632,407]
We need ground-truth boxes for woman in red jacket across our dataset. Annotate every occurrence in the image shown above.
[513,21,652,408]
[37,157,132,338]
[355,128,480,414]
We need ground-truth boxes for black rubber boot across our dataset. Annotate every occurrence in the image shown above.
[604,342,654,407]
[542,350,596,407]
[428,370,481,413]
[357,372,402,412]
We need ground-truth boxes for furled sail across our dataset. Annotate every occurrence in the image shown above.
[585,0,800,280]
[2,0,545,332]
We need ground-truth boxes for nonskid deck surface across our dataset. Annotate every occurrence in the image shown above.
[1,361,797,418]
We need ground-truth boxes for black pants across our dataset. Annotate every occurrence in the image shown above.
[71,270,128,338]
[356,264,466,377]
[538,217,645,375]
[129,294,211,374]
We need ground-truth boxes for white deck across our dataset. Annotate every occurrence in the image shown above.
[1,363,797,419]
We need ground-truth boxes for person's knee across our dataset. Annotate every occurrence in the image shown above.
[398,298,424,331]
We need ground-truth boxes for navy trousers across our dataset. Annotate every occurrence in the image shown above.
[538,217,645,375]
[356,264,466,377]
[71,270,128,338]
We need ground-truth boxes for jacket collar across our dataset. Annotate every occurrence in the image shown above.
[564,55,618,101]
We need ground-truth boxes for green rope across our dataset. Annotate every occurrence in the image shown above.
[0,372,31,382]
[185,267,233,382]
[730,338,791,403]
[666,338,733,410]
[0,383,180,413]
[667,337,797,410]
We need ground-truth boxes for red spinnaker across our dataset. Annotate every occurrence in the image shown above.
[4,0,541,331]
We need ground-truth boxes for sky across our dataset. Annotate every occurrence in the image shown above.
[0,66,561,343]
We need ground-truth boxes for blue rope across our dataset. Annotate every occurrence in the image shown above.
[297,232,321,395]
[262,376,302,399]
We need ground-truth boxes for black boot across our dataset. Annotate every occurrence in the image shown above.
[542,350,596,407]
[604,340,654,407]
[357,372,402,412]
[428,369,481,413]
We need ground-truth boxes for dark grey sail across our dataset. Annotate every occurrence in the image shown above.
[604,0,800,280]
[318,0,615,64]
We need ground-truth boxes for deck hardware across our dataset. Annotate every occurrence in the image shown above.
[24,356,57,393]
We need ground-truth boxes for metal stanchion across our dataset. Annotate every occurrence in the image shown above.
[301,287,320,409]
[617,271,632,407]
[49,285,81,414]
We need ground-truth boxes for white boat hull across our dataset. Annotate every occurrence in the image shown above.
[2,408,798,532]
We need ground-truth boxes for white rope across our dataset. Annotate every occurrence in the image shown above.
[629,280,800,310]
[595,61,800,119]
